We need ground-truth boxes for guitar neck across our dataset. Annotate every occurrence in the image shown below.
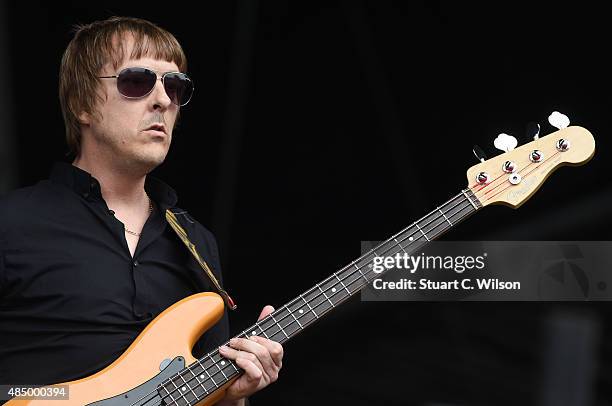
[155,124,595,405]
[242,188,482,343]
[160,188,482,403]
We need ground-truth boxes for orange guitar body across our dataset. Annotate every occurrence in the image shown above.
[6,292,230,405]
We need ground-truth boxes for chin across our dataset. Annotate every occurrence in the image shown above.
[142,154,167,170]
[129,150,168,173]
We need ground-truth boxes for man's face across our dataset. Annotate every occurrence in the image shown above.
[84,37,180,173]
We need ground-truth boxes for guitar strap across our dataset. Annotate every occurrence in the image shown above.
[165,208,237,311]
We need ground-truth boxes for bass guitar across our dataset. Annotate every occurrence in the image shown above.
[6,117,595,405]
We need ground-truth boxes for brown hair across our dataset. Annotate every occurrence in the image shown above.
[59,16,187,156]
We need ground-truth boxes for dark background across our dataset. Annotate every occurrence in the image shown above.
[1,1,611,405]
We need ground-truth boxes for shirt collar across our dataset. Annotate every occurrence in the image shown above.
[48,162,179,209]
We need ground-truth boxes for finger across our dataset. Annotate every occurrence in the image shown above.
[249,336,284,368]
[258,305,275,321]
[228,337,277,375]
[234,356,263,385]
[219,345,267,378]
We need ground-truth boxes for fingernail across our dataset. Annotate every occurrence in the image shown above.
[229,338,237,345]
[219,345,229,352]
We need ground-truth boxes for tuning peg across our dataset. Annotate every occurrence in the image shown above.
[525,122,540,140]
[494,133,518,153]
[473,145,487,162]
[548,111,570,130]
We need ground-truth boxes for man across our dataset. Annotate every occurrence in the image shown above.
[0,16,282,405]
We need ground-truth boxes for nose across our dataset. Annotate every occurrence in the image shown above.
[150,77,172,111]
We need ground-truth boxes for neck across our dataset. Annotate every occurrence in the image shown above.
[156,188,483,405]
[72,154,148,208]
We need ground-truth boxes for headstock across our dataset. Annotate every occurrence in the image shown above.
[466,118,595,209]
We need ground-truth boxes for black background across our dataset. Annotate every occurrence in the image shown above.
[3,1,611,405]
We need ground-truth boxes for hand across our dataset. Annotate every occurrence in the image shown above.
[217,305,284,404]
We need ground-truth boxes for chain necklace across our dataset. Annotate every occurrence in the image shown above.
[124,197,153,237]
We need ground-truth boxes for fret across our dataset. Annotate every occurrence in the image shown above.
[354,251,378,281]
[353,260,370,282]
[448,197,474,217]
[302,285,332,315]
[218,359,236,378]
[336,264,366,293]
[271,307,299,334]
[201,362,218,387]
[316,283,335,307]
[319,277,349,306]
[439,193,463,208]
[177,372,198,403]
[287,296,317,326]
[209,354,228,380]
[462,189,478,209]
[421,212,451,241]
[257,315,280,339]
[266,328,287,343]
[305,287,333,317]
[391,195,475,252]
[193,360,217,393]
[438,207,452,226]
[442,200,475,225]
[214,351,235,373]
[169,378,189,406]
[186,366,209,399]
[159,385,177,406]
[468,189,482,208]
[190,359,205,376]
[284,304,304,329]
[415,223,430,241]
[334,273,352,296]
[394,227,418,249]
[394,237,409,253]
[248,320,271,339]
[402,224,425,243]
[357,249,379,265]
[270,314,290,340]
[300,294,318,318]
[272,307,302,337]
[246,324,261,337]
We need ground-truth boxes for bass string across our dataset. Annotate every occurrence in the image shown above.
[156,194,478,405]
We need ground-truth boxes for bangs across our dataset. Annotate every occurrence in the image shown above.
[108,29,187,72]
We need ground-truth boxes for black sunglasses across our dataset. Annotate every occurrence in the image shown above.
[99,67,194,106]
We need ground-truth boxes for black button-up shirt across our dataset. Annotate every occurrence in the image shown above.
[0,162,229,385]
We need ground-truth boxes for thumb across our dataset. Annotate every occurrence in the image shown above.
[257,305,275,321]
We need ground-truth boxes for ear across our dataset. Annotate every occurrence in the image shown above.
[78,111,91,126]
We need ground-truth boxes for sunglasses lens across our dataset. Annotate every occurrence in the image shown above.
[163,73,194,106]
[116,68,157,98]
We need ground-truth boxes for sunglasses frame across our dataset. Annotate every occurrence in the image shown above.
[99,67,194,106]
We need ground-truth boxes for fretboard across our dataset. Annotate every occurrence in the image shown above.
[158,189,482,405]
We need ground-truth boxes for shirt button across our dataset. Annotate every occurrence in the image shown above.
[108,210,115,215]
[133,260,139,267]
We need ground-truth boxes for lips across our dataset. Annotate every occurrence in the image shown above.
[143,123,166,134]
